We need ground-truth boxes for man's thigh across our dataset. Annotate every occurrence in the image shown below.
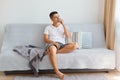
[57,42,78,53]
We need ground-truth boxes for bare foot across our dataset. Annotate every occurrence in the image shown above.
[56,71,64,79]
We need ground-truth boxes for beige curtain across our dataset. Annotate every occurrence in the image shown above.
[104,0,116,50]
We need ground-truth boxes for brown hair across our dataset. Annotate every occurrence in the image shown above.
[49,11,58,19]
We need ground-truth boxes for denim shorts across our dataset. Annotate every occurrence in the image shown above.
[45,42,69,50]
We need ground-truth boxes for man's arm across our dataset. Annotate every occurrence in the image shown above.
[44,34,54,44]
[60,19,71,38]
[44,34,60,48]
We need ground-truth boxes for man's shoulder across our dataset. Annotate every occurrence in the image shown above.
[45,25,52,29]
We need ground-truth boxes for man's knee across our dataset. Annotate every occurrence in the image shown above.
[71,42,79,49]
[49,46,57,54]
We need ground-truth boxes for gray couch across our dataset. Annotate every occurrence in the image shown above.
[0,24,115,74]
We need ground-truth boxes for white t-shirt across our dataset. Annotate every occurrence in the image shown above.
[44,24,65,44]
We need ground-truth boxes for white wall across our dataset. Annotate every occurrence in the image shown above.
[0,0,104,48]
[115,0,120,71]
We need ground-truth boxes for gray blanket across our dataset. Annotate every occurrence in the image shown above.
[13,45,47,76]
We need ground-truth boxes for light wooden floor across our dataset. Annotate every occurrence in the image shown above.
[0,70,120,80]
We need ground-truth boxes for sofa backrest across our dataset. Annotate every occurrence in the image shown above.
[66,24,106,48]
[1,24,48,51]
[1,24,106,51]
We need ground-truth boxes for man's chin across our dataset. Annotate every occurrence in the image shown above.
[56,21,59,23]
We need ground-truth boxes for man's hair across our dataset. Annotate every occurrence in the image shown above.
[49,11,58,19]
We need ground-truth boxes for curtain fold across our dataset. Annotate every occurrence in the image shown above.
[104,0,116,50]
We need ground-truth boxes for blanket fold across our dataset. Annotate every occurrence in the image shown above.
[13,45,46,77]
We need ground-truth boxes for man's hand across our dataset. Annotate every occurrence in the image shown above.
[58,18,65,25]
[58,18,71,38]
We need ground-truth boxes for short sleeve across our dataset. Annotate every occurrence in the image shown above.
[44,26,49,35]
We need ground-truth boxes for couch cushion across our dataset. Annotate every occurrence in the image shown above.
[81,32,93,48]
[0,48,115,71]
[66,24,106,48]
[65,31,93,49]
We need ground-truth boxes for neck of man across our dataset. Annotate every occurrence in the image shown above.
[52,22,60,28]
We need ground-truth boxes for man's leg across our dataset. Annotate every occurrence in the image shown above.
[48,45,64,79]
[57,42,79,53]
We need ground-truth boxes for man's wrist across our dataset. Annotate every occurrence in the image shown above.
[62,23,65,27]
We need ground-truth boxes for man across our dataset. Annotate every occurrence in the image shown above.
[44,11,79,79]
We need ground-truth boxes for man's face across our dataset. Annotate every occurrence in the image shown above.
[51,14,60,23]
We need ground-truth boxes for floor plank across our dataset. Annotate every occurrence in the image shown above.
[0,70,120,80]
